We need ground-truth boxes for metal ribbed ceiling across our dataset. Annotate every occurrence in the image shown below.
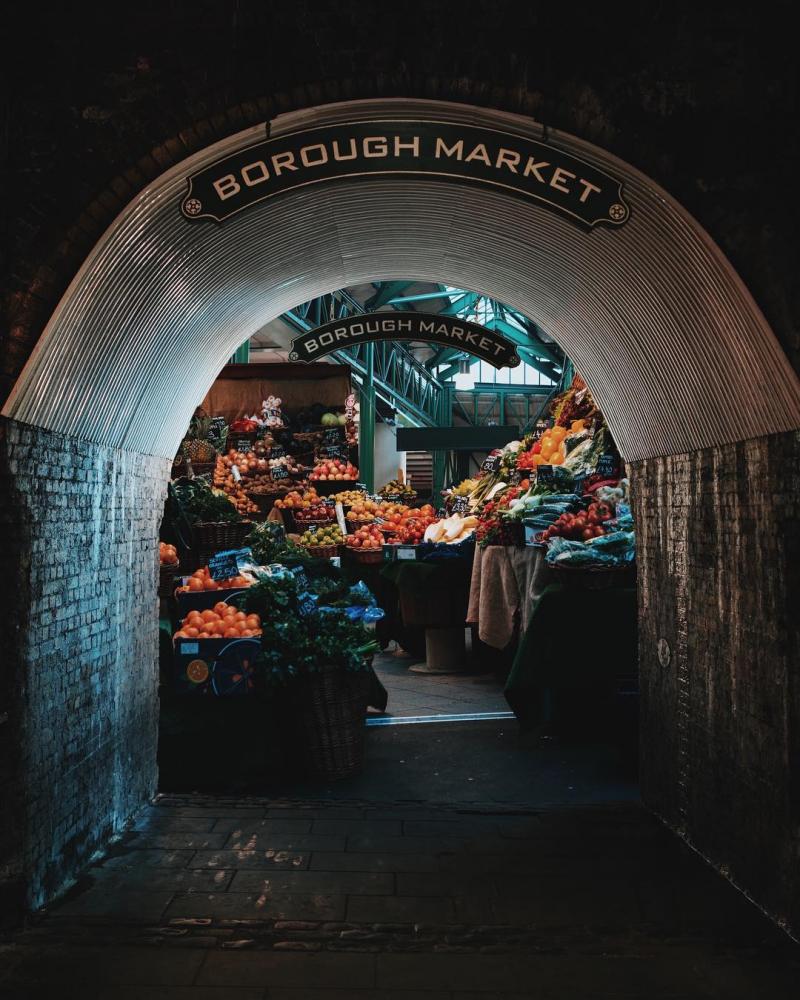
[4,99,800,460]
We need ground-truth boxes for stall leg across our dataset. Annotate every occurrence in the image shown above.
[409,626,467,674]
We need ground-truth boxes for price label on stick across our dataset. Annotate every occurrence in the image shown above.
[235,438,251,452]
[453,495,471,513]
[268,446,285,460]
[481,455,502,474]
[271,465,289,481]
[536,465,555,484]
[308,524,318,535]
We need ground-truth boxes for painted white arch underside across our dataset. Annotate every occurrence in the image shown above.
[5,99,800,460]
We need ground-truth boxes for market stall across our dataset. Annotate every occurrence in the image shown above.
[159,364,637,778]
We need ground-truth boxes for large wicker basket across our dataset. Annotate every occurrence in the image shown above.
[158,563,179,599]
[290,664,370,780]
[194,520,253,552]
[345,547,384,565]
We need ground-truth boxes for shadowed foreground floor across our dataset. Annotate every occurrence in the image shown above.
[2,719,798,998]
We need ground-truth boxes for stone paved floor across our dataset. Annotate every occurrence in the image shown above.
[2,794,799,998]
[370,648,510,719]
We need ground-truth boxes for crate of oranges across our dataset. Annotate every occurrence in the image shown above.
[172,603,262,696]
[174,603,262,640]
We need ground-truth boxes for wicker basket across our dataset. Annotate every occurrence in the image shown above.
[305,543,342,559]
[294,515,336,530]
[194,520,254,552]
[549,563,636,590]
[246,489,282,514]
[290,664,370,780]
[158,563,179,599]
[345,546,384,565]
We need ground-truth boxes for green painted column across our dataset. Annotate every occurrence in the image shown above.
[360,341,376,491]
[432,384,453,498]
[230,341,250,364]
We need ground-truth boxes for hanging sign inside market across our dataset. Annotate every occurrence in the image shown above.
[288,312,521,369]
[181,120,630,229]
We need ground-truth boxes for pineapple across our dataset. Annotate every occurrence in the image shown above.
[183,414,216,463]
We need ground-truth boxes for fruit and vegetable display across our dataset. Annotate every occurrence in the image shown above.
[274,488,320,510]
[159,542,179,566]
[244,520,309,566]
[423,514,479,545]
[378,474,416,500]
[176,566,254,593]
[174,604,262,639]
[346,497,384,523]
[345,524,384,550]
[332,488,367,505]
[294,501,336,524]
[180,413,218,466]
[172,478,245,524]
[379,504,437,544]
[309,458,359,482]
[299,525,344,548]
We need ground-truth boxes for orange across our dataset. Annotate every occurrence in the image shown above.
[213,601,229,616]
[224,627,239,637]
[200,609,216,623]
[188,577,204,592]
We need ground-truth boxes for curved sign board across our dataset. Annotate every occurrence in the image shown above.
[181,119,630,230]
[289,312,521,369]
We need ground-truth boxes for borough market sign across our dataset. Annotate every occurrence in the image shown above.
[289,312,521,369]
[181,119,630,229]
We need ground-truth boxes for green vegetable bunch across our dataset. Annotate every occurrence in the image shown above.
[172,477,241,524]
[245,520,309,565]
[240,569,378,685]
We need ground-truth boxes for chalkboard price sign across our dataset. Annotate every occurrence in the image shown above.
[453,495,471,513]
[320,445,348,460]
[271,465,290,481]
[297,592,317,617]
[355,482,367,493]
[510,468,524,486]
[291,566,309,590]
[307,523,318,534]
[323,426,345,445]
[234,437,252,453]
[481,454,502,474]
[597,453,618,478]
[536,464,555,484]
[268,446,285,460]
[208,547,252,581]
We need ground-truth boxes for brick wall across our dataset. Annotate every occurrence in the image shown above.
[0,418,169,908]
[631,429,800,933]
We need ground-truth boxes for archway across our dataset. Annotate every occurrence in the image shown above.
[2,98,798,928]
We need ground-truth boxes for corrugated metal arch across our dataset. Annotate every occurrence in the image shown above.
[4,98,800,461]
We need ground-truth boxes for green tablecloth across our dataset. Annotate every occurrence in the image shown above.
[504,583,637,729]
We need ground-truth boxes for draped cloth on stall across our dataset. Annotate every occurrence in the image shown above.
[467,546,552,649]
[504,583,638,729]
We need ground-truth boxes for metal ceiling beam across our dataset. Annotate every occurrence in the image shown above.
[365,281,416,310]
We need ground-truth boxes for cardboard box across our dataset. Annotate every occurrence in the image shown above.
[174,636,260,696]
